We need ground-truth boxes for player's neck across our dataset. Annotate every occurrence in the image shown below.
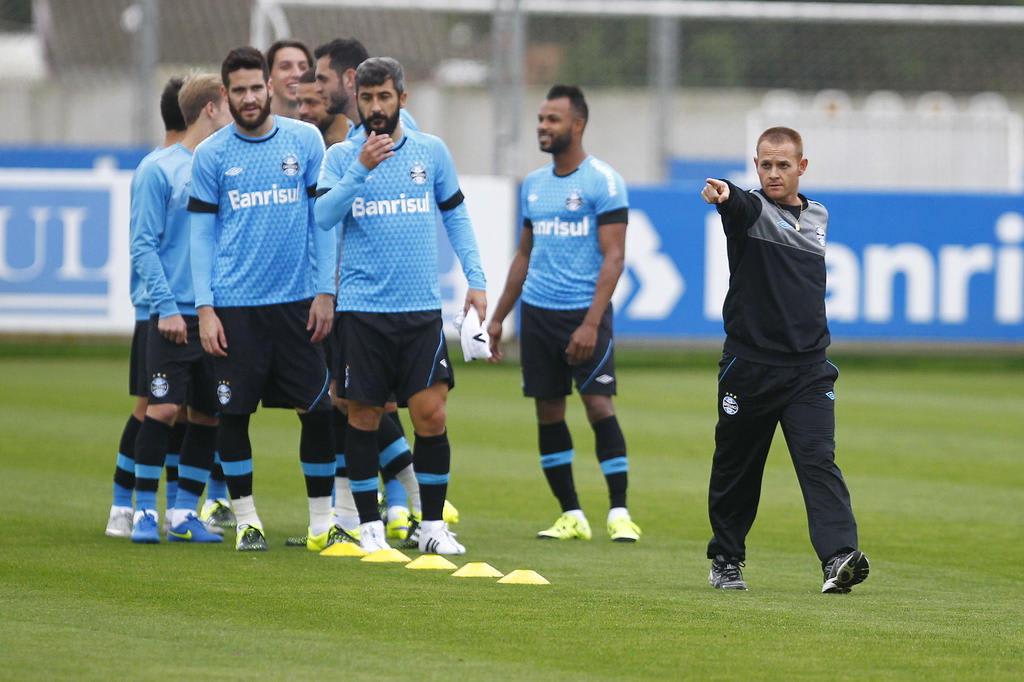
[162,130,184,148]
[235,115,276,138]
[552,145,586,176]
[180,121,215,153]
[775,191,802,207]
[325,117,349,146]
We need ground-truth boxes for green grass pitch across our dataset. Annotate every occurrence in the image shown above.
[1,345,1022,680]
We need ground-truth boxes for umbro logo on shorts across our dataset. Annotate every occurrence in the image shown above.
[440,359,448,368]
[594,374,613,385]
[826,391,836,400]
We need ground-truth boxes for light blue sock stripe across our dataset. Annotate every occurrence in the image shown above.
[379,438,409,467]
[173,488,200,512]
[350,477,379,493]
[116,454,134,472]
[113,483,133,507]
[335,453,346,468]
[164,454,180,468]
[540,449,574,469]
[221,458,253,477]
[214,451,222,465]
[415,472,449,486]
[135,464,163,480]
[600,456,629,475]
[301,461,336,478]
[178,465,209,483]
[136,491,157,511]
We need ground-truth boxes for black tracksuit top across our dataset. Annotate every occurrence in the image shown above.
[715,181,831,366]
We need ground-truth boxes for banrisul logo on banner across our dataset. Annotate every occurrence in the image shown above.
[612,186,1023,342]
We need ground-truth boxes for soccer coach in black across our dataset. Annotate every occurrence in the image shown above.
[699,127,869,594]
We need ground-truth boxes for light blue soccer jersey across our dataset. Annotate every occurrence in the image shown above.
[188,116,333,308]
[129,144,197,318]
[521,156,628,310]
[128,147,166,319]
[345,109,418,143]
[315,128,485,313]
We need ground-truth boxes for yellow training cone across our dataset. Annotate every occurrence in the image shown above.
[405,554,458,571]
[497,569,550,585]
[360,548,411,563]
[320,542,367,558]
[451,562,504,578]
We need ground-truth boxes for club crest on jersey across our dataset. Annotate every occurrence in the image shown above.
[150,373,169,398]
[409,161,428,185]
[281,154,300,176]
[217,381,232,405]
[565,190,583,211]
[722,393,739,416]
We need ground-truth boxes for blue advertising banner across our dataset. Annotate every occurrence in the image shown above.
[612,187,1024,342]
[0,163,1020,342]
[0,169,132,332]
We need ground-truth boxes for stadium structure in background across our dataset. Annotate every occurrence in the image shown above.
[1,0,1023,186]
[0,0,1022,343]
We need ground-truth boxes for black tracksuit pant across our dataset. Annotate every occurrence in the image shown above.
[706,354,858,563]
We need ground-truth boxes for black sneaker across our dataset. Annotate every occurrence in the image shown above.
[709,555,748,590]
[235,524,268,552]
[821,550,870,593]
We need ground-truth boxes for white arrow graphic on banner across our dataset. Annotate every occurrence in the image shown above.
[612,209,684,319]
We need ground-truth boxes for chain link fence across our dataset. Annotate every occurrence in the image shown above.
[2,0,1024,186]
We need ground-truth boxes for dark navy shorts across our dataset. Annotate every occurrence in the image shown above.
[520,301,616,398]
[211,300,331,414]
[336,310,453,408]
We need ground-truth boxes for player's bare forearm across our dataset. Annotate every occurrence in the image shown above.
[583,257,623,329]
[491,228,534,324]
[583,222,626,328]
[490,252,529,325]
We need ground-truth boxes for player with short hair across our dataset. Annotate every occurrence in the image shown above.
[487,85,641,543]
[296,68,336,138]
[189,46,341,552]
[267,39,312,119]
[313,38,418,142]
[315,57,485,554]
[700,127,869,593]
[105,76,188,538]
[128,73,233,543]
[312,37,426,545]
